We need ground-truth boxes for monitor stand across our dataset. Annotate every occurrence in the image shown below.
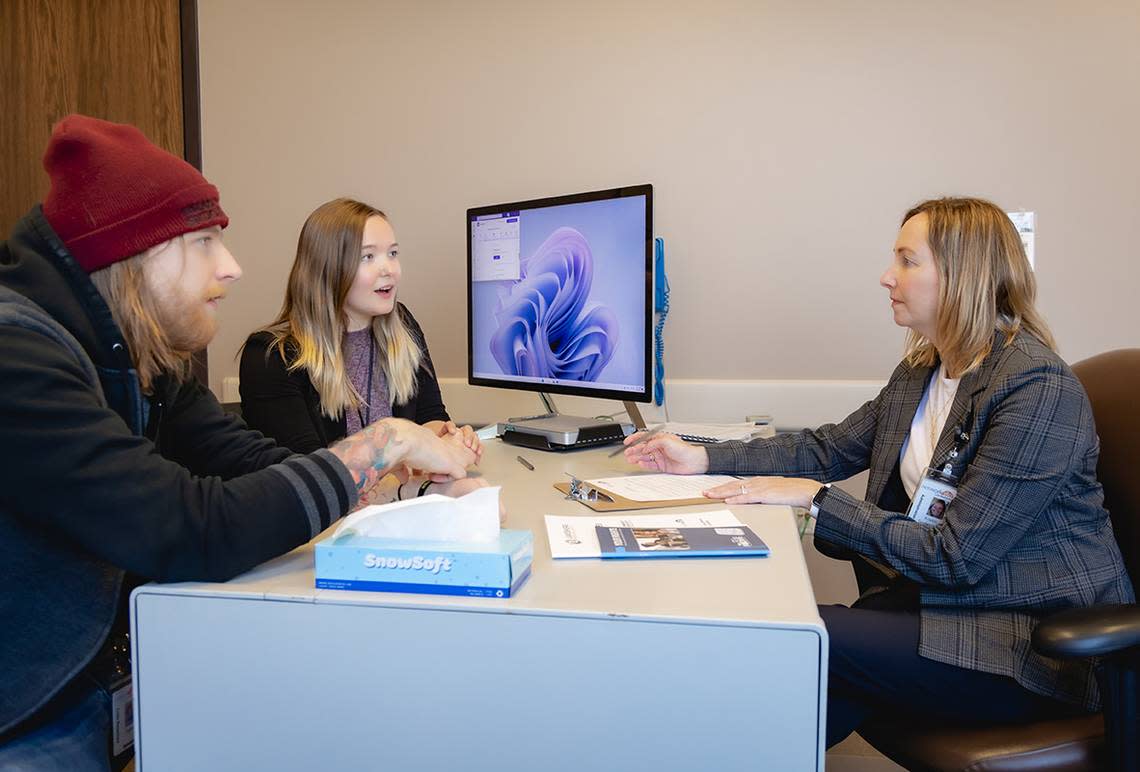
[499,393,639,452]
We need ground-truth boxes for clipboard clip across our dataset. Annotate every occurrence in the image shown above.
[565,474,614,504]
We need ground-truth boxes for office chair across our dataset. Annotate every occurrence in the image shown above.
[856,349,1140,771]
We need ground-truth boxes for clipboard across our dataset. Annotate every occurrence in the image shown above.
[554,476,711,512]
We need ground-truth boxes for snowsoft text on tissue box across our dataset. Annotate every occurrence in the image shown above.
[315,529,533,598]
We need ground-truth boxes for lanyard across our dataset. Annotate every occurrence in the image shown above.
[356,333,375,429]
[935,405,973,479]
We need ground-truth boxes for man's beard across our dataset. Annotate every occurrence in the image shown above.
[153,292,218,353]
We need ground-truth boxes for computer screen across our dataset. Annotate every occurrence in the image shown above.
[468,184,652,403]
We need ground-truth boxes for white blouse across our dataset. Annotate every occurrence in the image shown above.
[900,363,961,498]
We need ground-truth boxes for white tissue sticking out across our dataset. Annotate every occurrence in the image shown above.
[332,485,501,544]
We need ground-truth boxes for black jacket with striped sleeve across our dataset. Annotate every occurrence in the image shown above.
[0,207,357,735]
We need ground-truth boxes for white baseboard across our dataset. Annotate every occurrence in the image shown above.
[222,377,241,404]
[220,375,886,431]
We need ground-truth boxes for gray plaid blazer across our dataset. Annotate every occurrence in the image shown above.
[706,332,1134,709]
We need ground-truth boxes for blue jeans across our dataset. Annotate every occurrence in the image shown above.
[0,677,112,772]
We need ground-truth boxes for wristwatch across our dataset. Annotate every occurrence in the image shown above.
[809,484,831,517]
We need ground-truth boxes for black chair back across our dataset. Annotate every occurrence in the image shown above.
[1071,349,1140,586]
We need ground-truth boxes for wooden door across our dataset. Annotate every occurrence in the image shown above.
[0,0,208,381]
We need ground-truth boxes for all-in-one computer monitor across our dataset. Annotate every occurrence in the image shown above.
[467,184,652,449]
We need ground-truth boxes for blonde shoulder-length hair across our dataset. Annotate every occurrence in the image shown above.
[901,197,1056,377]
[90,248,192,393]
[257,198,422,419]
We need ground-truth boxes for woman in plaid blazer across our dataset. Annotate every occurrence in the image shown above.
[624,197,1134,747]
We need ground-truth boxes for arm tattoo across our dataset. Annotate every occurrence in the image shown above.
[353,474,402,511]
[328,420,404,495]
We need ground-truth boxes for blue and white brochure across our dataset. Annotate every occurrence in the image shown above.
[596,524,768,558]
[545,511,765,559]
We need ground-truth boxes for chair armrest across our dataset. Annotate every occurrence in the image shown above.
[1032,603,1140,659]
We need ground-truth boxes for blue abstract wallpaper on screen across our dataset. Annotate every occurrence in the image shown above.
[471,197,646,389]
[489,226,617,380]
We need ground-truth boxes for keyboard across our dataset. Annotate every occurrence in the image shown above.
[661,422,775,444]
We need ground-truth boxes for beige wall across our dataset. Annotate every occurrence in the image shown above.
[198,0,1139,399]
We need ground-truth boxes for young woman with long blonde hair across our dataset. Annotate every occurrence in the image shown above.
[241,198,484,503]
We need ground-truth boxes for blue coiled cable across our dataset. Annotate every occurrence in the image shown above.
[653,237,669,406]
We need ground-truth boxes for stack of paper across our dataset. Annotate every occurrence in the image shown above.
[582,474,740,503]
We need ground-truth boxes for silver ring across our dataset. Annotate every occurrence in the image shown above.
[740,483,746,496]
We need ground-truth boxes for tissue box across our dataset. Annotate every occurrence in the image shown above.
[314,529,533,598]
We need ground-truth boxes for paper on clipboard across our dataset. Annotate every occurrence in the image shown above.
[583,474,740,502]
[545,510,745,558]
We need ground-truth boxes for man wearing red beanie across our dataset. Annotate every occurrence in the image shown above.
[0,115,477,769]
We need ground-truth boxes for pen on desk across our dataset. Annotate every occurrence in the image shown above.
[607,426,663,457]
[516,455,535,471]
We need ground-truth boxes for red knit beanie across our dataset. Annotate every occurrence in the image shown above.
[42,114,229,273]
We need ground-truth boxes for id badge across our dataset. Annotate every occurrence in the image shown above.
[87,631,133,759]
[110,674,134,756]
[907,467,957,526]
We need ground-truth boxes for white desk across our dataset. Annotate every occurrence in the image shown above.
[131,439,827,771]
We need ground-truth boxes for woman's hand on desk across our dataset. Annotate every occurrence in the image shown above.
[428,420,483,463]
[622,432,709,474]
[704,476,823,508]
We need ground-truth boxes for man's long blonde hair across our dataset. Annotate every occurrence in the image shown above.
[901,197,1056,376]
[90,251,191,393]
[258,198,422,419]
